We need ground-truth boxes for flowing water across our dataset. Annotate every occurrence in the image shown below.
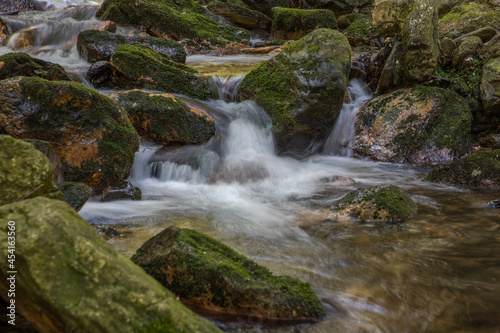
[2,2,500,332]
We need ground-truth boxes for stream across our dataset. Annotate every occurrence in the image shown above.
[1,1,499,332]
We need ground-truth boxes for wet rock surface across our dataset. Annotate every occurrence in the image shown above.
[56,182,92,211]
[0,52,72,81]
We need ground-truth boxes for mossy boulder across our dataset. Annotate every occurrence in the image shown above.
[77,30,186,63]
[270,7,338,40]
[109,90,216,145]
[330,184,417,222]
[344,15,375,46]
[56,182,92,211]
[451,36,482,68]
[337,12,365,29]
[96,0,250,50]
[481,57,500,116]
[132,226,326,320]
[439,2,500,39]
[109,44,212,99]
[0,52,71,81]
[0,77,140,187]
[306,0,372,17]
[402,0,439,83]
[238,28,351,156]
[353,86,472,164]
[207,2,271,30]
[425,149,500,190]
[372,0,412,37]
[24,139,60,181]
[0,135,62,206]
[480,34,500,63]
[0,198,222,332]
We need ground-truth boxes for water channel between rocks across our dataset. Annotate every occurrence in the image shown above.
[1,1,499,332]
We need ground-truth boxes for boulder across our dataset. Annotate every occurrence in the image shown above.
[453,26,498,44]
[337,13,365,29]
[132,226,326,320]
[108,90,216,145]
[87,60,112,86]
[375,41,403,94]
[480,34,500,63]
[481,57,500,116]
[425,149,500,190]
[0,52,71,81]
[270,7,337,40]
[330,184,417,222]
[96,0,250,50]
[0,0,35,13]
[207,2,271,30]
[353,86,472,164]
[440,36,456,58]
[56,182,92,211]
[8,27,37,50]
[439,2,500,39]
[0,77,140,187]
[343,15,375,46]
[109,44,212,100]
[372,0,411,37]
[435,0,463,16]
[77,30,186,63]
[0,135,61,206]
[0,198,222,332]
[402,0,439,83]
[92,20,117,33]
[99,180,141,201]
[305,0,372,16]
[239,0,290,18]
[24,139,60,181]
[451,36,482,68]
[238,29,351,156]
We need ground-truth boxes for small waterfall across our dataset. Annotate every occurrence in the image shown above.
[323,79,373,156]
[209,76,244,102]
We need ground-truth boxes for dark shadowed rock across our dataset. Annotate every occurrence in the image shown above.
[24,139,60,182]
[99,180,141,201]
[87,60,112,86]
[451,36,482,68]
[56,182,92,211]
[207,2,271,30]
[132,226,326,320]
[271,7,337,40]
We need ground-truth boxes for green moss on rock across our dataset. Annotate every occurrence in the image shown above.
[0,198,221,332]
[56,182,92,211]
[439,2,500,39]
[425,149,500,190]
[332,184,418,222]
[132,226,326,320]
[0,52,71,81]
[344,15,374,39]
[110,44,212,99]
[271,7,338,40]
[481,57,500,117]
[0,135,62,206]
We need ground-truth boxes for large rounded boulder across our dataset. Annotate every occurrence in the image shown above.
[0,198,221,332]
[270,7,338,40]
[238,28,351,156]
[439,2,500,39]
[108,90,216,145]
[0,77,140,187]
[353,86,472,165]
[0,52,71,81]
[0,135,61,206]
[481,57,500,116]
[132,226,326,320]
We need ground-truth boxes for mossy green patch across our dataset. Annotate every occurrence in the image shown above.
[0,52,71,81]
[132,226,326,319]
[271,7,337,40]
[439,2,500,38]
[344,15,374,39]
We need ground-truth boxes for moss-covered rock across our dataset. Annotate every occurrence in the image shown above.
[0,198,222,332]
[344,15,375,45]
[480,34,500,63]
[338,12,365,29]
[481,57,500,117]
[451,36,482,68]
[77,30,186,63]
[207,2,271,30]
[56,182,92,211]
[330,184,417,222]
[239,28,350,156]
[0,135,61,206]
[425,149,500,190]
[0,52,71,81]
[109,44,212,99]
[132,226,326,320]
[353,86,472,164]
[96,0,250,51]
[372,0,412,37]
[239,0,290,18]
[306,0,372,17]
[439,2,500,39]
[402,0,439,83]
[0,77,140,187]
[270,7,337,40]
[109,90,216,145]
[24,139,60,181]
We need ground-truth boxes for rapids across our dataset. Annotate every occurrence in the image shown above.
[1,2,499,332]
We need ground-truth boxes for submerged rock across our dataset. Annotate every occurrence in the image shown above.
[330,184,418,222]
[207,2,271,30]
[481,58,500,117]
[270,7,337,40]
[0,198,222,332]
[77,30,186,63]
[439,2,500,39]
[132,226,326,320]
[0,77,140,187]
[56,182,92,211]
[353,86,472,165]
[109,44,212,99]
[109,90,216,145]
[425,149,500,191]
[0,135,61,206]
[239,28,351,156]
[0,52,71,81]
